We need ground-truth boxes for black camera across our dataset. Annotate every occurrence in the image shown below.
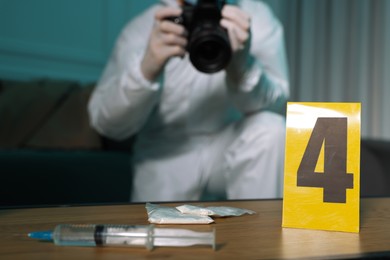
[169,0,232,74]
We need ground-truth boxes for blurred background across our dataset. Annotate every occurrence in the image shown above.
[1,0,389,140]
[1,0,390,206]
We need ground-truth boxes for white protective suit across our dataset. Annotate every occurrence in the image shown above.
[88,0,289,202]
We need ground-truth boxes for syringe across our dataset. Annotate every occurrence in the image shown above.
[28,224,216,250]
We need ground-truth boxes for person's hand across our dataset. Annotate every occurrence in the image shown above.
[141,7,188,82]
[220,5,252,82]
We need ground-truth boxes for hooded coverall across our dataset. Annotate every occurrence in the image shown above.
[88,0,289,202]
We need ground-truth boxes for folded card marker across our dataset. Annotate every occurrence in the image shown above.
[282,102,361,233]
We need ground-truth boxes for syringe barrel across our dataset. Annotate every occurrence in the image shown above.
[52,224,154,249]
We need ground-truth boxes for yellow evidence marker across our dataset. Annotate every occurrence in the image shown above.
[282,102,361,233]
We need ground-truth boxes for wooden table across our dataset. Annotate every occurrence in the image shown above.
[1,198,390,259]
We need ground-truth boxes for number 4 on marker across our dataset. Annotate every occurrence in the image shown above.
[297,117,354,203]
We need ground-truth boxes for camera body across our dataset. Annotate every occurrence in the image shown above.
[171,0,232,73]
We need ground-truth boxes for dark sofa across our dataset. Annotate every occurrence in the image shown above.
[360,139,390,197]
[1,78,389,208]
[0,79,134,207]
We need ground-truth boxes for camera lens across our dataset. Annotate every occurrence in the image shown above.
[188,27,231,73]
[200,41,220,60]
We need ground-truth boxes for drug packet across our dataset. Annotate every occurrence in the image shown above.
[146,203,256,224]
[146,203,214,224]
[176,204,256,217]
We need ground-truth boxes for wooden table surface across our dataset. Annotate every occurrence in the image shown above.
[1,198,390,259]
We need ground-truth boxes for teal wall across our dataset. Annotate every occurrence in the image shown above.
[0,0,284,83]
[0,0,155,83]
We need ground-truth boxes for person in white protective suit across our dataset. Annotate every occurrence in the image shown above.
[88,0,289,202]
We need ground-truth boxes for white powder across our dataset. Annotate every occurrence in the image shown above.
[146,203,256,224]
[176,204,256,217]
[146,203,214,224]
